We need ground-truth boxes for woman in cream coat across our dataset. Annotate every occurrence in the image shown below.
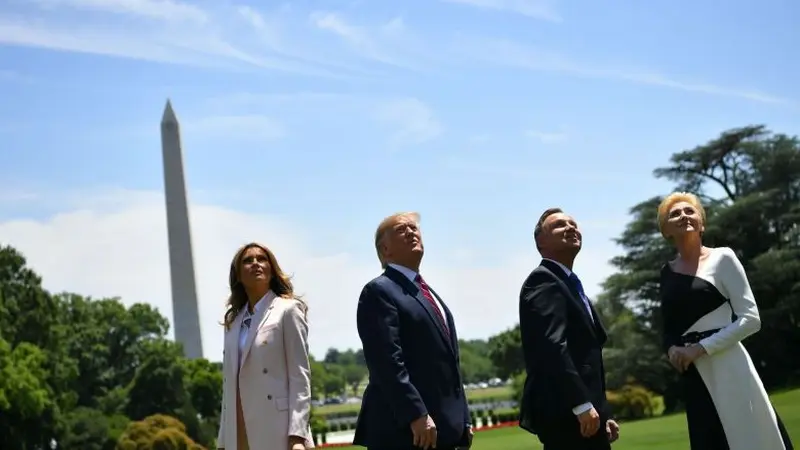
[217,242,314,450]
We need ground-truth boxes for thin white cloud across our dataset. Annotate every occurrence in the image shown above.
[0,15,339,77]
[205,91,358,110]
[441,0,562,22]
[0,2,359,78]
[373,98,443,147]
[453,36,792,105]
[31,0,208,24]
[0,188,40,204]
[0,69,30,83]
[443,158,630,183]
[236,5,279,48]
[0,189,616,358]
[5,1,778,108]
[310,11,365,46]
[525,129,567,144]
[201,92,442,147]
[308,11,427,71]
[183,115,286,142]
[233,5,378,77]
[467,133,492,145]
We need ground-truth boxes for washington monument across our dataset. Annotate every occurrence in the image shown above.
[161,100,203,360]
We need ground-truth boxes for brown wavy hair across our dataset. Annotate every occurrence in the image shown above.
[222,242,307,330]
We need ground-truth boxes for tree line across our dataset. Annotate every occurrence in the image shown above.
[2,124,797,448]
[487,125,800,412]
[313,339,503,399]
[0,245,506,450]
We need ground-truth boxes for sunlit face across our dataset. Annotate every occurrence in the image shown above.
[238,246,272,290]
[380,215,424,264]
[665,201,704,238]
[539,212,582,253]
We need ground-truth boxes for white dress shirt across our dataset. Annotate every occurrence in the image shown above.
[237,292,272,367]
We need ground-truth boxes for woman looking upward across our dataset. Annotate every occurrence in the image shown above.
[658,192,793,450]
[216,242,314,450]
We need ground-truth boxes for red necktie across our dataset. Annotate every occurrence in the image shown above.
[415,274,448,331]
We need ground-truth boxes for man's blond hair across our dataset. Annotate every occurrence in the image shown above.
[374,212,420,268]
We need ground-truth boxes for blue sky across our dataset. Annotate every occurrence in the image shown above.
[1,0,798,360]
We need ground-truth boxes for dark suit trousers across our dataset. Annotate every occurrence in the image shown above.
[538,418,611,450]
[366,447,462,450]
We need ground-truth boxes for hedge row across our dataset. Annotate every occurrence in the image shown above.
[312,383,661,433]
[315,394,515,421]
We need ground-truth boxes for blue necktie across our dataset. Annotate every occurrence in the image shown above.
[568,272,594,320]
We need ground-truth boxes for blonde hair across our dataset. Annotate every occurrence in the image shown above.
[222,242,307,330]
[374,212,420,268]
[656,192,706,239]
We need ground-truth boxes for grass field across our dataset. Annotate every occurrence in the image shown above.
[316,386,513,416]
[332,388,800,449]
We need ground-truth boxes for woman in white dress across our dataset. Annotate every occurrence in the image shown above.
[657,192,793,450]
[216,242,314,450]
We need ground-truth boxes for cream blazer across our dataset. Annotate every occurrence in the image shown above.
[217,292,314,450]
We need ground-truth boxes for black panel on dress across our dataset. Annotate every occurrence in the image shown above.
[659,265,730,352]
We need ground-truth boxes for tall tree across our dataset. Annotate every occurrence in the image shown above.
[598,125,800,410]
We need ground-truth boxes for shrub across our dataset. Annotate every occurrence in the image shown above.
[606,384,661,420]
[493,408,518,424]
[310,407,326,435]
[511,371,526,404]
[116,414,204,450]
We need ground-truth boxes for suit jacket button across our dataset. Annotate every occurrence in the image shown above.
[267,395,273,400]
[263,368,268,374]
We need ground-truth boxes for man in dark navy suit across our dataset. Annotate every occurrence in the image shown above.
[353,212,472,450]
[518,208,620,450]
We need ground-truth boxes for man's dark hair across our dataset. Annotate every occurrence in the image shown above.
[533,207,563,251]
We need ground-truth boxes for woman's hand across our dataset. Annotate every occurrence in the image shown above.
[667,345,684,371]
[679,344,707,371]
[289,436,306,450]
[667,344,707,372]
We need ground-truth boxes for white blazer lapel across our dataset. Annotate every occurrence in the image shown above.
[226,310,244,371]
[239,291,278,368]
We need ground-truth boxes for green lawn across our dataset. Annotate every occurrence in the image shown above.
[332,388,800,449]
[316,386,513,416]
[465,386,512,402]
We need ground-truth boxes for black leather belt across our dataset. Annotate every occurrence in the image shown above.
[679,328,720,346]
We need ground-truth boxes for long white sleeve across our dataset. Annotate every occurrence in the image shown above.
[698,247,761,356]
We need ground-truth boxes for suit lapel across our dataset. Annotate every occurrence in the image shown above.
[227,312,243,375]
[428,286,458,350]
[384,267,455,354]
[587,301,608,344]
[540,260,597,339]
[240,291,278,368]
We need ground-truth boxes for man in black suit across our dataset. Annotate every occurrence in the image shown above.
[518,208,620,450]
[353,212,472,450]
